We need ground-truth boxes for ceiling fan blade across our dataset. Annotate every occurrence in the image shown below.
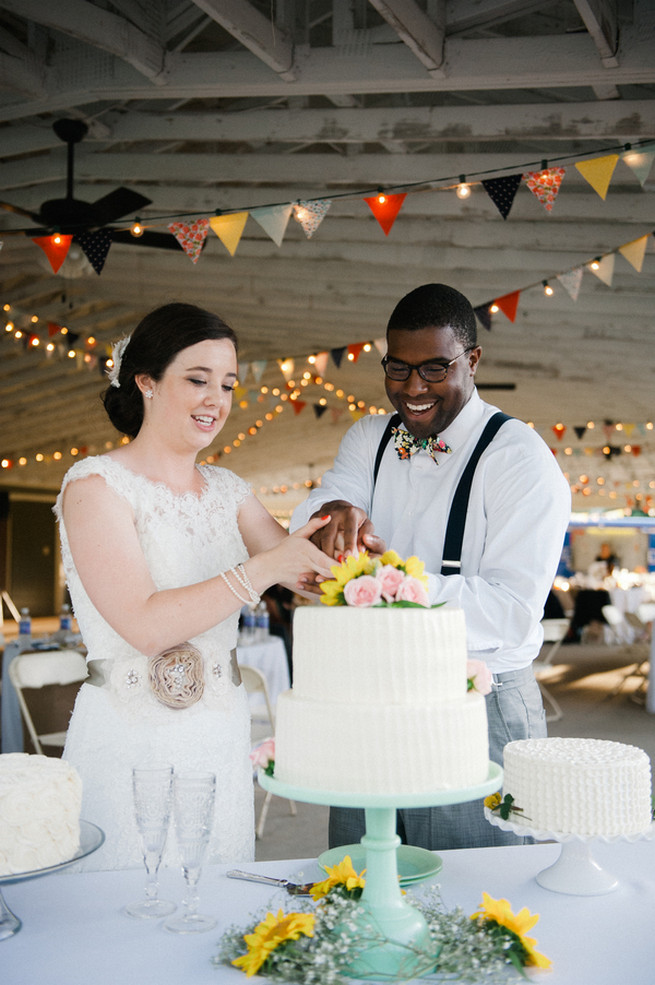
[92,188,152,225]
[0,200,43,223]
[111,229,185,251]
[477,383,516,390]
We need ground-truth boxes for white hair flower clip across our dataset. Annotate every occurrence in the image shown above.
[106,335,131,388]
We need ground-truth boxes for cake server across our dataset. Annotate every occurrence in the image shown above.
[227,869,314,895]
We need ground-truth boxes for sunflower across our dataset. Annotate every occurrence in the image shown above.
[309,855,366,901]
[232,909,315,977]
[401,554,428,586]
[319,551,374,605]
[471,893,551,970]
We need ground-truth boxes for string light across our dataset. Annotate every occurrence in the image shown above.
[130,219,144,237]
[456,175,471,199]
[543,281,554,296]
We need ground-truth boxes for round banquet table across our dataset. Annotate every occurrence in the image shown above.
[2,839,655,984]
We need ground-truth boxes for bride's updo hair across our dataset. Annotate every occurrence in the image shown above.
[102,302,238,438]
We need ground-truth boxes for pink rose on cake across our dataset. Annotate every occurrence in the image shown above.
[320,550,433,608]
[343,575,383,607]
[466,659,493,695]
[250,737,275,776]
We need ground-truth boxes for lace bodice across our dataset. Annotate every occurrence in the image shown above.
[55,456,251,715]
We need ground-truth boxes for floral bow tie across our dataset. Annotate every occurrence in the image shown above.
[392,427,452,463]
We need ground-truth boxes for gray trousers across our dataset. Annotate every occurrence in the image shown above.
[328,664,546,851]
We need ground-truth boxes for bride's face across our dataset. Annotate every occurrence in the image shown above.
[141,338,238,450]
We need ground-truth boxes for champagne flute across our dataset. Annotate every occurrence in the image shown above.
[164,771,217,934]
[125,765,176,919]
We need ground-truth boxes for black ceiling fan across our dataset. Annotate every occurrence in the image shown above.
[0,119,182,250]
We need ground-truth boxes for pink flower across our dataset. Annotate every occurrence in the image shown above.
[466,660,493,695]
[250,737,275,769]
[395,576,429,607]
[343,575,383,607]
[376,564,406,603]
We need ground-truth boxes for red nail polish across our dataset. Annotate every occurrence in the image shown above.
[338,554,344,562]
[320,514,330,520]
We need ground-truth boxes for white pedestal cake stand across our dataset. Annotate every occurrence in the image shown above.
[485,809,655,896]
[0,819,104,940]
[259,763,502,982]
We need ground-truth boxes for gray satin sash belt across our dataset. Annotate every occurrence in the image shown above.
[86,648,241,689]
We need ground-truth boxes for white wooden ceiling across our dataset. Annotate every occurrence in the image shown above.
[0,0,654,516]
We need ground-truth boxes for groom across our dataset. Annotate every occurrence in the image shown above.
[290,283,570,851]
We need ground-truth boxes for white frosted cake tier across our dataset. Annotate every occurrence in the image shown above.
[0,753,82,876]
[501,737,653,838]
[274,603,489,796]
[291,605,467,704]
[275,690,489,795]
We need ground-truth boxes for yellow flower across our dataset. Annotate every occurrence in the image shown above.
[379,549,403,568]
[319,552,375,605]
[232,909,315,977]
[403,555,428,586]
[471,893,552,970]
[484,793,502,810]
[309,855,366,901]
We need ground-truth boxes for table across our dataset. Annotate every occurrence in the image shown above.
[1,635,290,754]
[3,839,655,984]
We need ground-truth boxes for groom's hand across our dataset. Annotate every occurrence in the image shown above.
[309,500,386,559]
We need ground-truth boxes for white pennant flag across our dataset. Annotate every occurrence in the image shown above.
[556,267,584,302]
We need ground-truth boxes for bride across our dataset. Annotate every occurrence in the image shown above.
[55,302,333,870]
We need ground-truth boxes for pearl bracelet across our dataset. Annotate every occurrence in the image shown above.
[231,563,261,604]
[220,570,250,606]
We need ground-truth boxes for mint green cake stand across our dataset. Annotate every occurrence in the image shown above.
[259,763,502,982]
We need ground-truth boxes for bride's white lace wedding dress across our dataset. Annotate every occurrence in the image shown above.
[55,456,255,871]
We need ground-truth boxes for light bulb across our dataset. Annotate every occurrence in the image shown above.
[543,281,554,296]
[456,182,471,199]
[130,220,144,237]
[377,192,386,204]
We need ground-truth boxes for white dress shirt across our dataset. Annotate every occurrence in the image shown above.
[291,389,571,673]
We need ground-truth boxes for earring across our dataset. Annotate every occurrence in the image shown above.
[144,389,153,399]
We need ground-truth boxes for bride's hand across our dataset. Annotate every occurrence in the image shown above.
[257,514,335,590]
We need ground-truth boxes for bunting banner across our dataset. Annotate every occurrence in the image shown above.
[250,360,267,383]
[331,346,346,368]
[586,254,615,287]
[313,404,328,419]
[618,235,649,272]
[573,426,587,439]
[621,144,655,187]
[473,305,493,331]
[32,234,73,273]
[373,338,386,356]
[481,173,522,219]
[363,192,406,235]
[277,358,294,381]
[291,400,306,416]
[209,212,248,256]
[168,219,209,262]
[293,199,331,238]
[312,352,329,375]
[556,267,584,302]
[493,290,520,322]
[347,343,364,363]
[76,230,112,274]
[522,167,566,212]
[250,204,293,247]
[574,154,619,200]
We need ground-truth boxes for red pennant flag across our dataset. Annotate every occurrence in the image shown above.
[552,423,566,441]
[33,234,73,273]
[291,400,307,416]
[492,290,520,322]
[347,343,365,363]
[48,321,62,337]
[363,193,406,235]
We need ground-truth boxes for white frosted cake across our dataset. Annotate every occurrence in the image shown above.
[274,605,489,795]
[500,737,653,837]
[0,753,82,875]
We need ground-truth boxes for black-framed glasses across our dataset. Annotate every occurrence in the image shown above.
[381,347,474,383]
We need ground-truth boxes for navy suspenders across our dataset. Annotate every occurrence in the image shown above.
[372,411,511,576]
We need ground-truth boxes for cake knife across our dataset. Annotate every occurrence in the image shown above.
[227,869,314,895]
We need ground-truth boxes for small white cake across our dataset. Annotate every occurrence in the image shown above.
[274,605,489,795]
[500,737,653,837]
[0,753,82,875]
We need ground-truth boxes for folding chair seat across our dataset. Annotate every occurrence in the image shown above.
[8,650,88,754]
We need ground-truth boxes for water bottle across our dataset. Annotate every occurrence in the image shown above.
[255,601,269,640]
[18,606,32,650]
[59,602,73,634]
[241,604,256,644]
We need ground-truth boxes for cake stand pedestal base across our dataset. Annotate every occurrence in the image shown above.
[0,891,21,940]
[534,840,618,896]
[260,765,502,982]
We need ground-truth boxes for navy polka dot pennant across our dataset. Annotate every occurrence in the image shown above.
[74,230,112,274]
[481,173,522,220]
[473,304,493,332]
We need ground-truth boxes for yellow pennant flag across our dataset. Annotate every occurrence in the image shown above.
[574,154,619,200]
[618,235,648,273]
[210,212,249,256]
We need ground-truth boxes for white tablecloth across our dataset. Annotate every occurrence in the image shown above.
[3,839,655,984]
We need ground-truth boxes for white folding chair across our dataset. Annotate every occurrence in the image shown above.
[8,650,88,754]
[534,618,570,722]
[240,664,296,839]
[601,605,650,698]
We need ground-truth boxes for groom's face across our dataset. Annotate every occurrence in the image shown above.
[384,325,481,439]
